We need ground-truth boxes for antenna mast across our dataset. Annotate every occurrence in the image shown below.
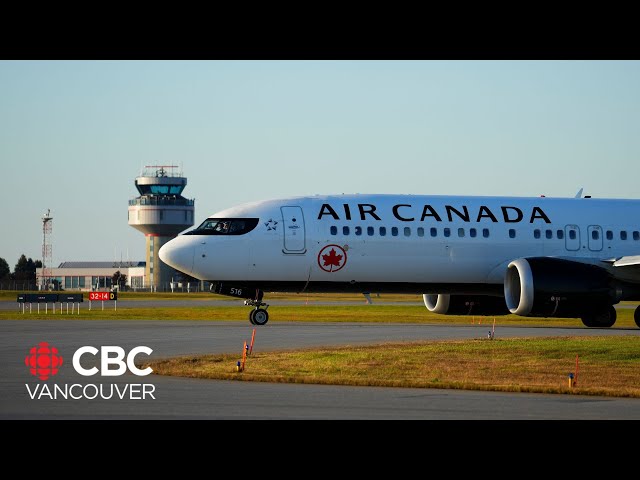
[42,209,53,290]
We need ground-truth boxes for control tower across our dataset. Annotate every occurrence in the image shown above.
[128,165,195,290]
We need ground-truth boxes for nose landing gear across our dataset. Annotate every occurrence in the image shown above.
[244,289,269,325]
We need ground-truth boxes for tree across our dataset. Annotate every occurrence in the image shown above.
[0,257,10,281]
[13,255,42,284]
[15,255,32,282]
[51,278,62,291]
[112,271,127,290]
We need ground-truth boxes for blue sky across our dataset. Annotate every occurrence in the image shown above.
[1,60,639,267]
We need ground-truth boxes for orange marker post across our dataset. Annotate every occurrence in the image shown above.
[249,328,256,355]
[241,341,247,371]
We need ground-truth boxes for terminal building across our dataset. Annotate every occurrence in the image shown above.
[35,259,205,292]
[35,166,196,292]
[36,261,146,291]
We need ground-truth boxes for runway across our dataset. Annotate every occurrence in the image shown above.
[2,319,640,419]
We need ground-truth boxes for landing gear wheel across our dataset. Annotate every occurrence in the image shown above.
[581,305,616,328]
[252,308,269,326]
[244,289,269,325]
[634,305,640,329]
[580,315,595,328]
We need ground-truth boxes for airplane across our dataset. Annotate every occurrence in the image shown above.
[159,193,640,328]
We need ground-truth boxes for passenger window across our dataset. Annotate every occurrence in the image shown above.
[404,227,411,237]
[545,229,552,239]
[391,227,398,237]
[557,230,564,239]
[483,228,489,238]
[591,230,599,240]
[368,226,375,236]
[330,226,337,235]
[378,226,385,236]
[469,228,477,238]
[606,230,613,240]
[621,231,628,240]
[569,230,576,240]
[458,228,465,237]
[534,229,541,239]
[509,229,516,239]
[430,227,437,237]
[634,231,640,241]
[343,226,350,236]
[355,226,362,236]
[444,228,451,238]
[417,227,424,237]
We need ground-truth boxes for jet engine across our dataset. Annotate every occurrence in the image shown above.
[423,294,509,316]
[504,257,617,322]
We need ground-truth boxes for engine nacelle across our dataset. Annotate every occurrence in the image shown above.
[504,257,616,318]
[423,294,509,316]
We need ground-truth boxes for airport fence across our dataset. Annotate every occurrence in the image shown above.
[130,281,211,293]
[0,282,39,291]
[1,281,211,293]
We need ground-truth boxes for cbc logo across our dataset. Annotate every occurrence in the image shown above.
[25,342,63,380]
[73,346,153,377]
[25,342,153,379]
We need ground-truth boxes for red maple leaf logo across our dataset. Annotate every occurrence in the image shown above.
[318,245,347,272]
[322,248,343,269]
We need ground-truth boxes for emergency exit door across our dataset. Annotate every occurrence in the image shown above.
[565,225,580,251]
[588,225,603,251]
[281,206,306,253]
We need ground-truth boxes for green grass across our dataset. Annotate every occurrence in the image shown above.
[0,290,422,302]
[147,336,640,397]
[3,289,637,328]
[2,299,639,328]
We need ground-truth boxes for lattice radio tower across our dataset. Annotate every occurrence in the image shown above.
[42,209,53,289]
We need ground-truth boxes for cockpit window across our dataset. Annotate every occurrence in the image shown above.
[185,218,259,235]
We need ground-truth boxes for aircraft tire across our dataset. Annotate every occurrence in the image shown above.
[249,309,256,325]
[252,308,269,326]
[581,305,616,328]
[634,306,640,329]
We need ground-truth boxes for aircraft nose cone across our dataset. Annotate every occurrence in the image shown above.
[159,237,194,273]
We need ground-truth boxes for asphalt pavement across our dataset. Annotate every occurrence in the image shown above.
[2,319,639,419]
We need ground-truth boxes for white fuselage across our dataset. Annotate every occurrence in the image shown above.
[159,194,640,295]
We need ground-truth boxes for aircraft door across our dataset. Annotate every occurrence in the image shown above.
[588,225,603,251]
[565,225,580,251]
[281,206,306,254]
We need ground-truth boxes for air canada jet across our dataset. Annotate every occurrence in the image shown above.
[159,193,640,328]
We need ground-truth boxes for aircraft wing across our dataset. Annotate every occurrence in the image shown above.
[600,256,640,283]
[602,255,640,267]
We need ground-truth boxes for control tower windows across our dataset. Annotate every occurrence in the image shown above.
[135,185,185,196]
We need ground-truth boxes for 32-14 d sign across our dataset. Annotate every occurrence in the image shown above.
[89,292,117,301]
